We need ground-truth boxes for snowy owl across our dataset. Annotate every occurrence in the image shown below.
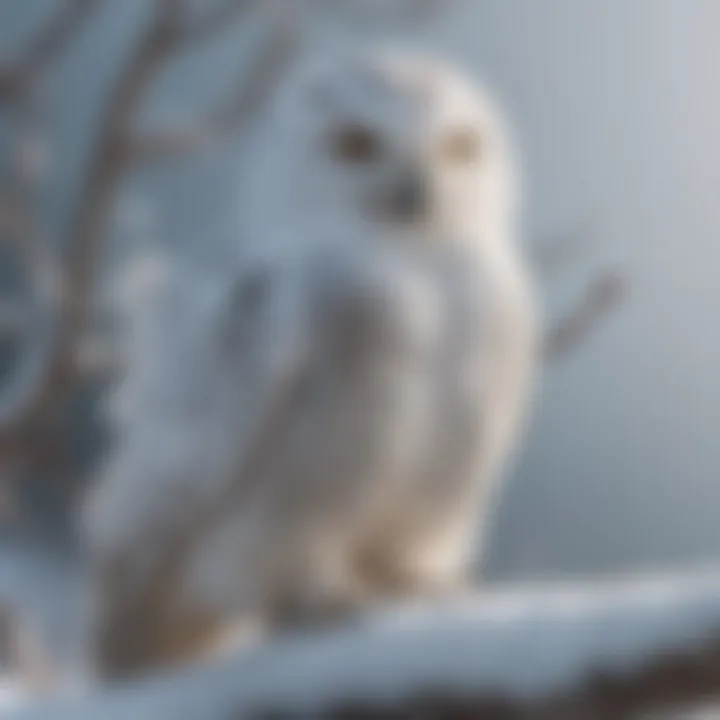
[83,47,536,679]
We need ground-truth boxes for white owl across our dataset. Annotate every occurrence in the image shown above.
[82,46,537,679]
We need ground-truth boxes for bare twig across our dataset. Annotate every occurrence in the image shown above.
[164,0,257,49]
[15,0,96,84]
[133,5,297,160]
[532,224,599,276]
[544,270,627,361]
[0,0,97,100]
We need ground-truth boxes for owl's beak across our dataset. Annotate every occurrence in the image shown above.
[386,172,430,223]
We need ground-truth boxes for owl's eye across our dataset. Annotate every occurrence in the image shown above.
[443,128,482,164]
[330,125,382,163]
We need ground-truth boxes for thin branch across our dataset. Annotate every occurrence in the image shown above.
[0,0,97,99]
[165,0,257,50]
[532,224,598,277]
[132,6,297,161]
[17,0,97,83]
[544,270,627,361]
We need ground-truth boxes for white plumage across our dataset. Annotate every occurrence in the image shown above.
[83,46,537,678]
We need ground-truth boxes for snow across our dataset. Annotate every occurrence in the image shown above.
[0,538,90,716]
[3,567,720,718]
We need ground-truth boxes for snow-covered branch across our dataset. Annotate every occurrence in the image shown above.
[9,571,720,719]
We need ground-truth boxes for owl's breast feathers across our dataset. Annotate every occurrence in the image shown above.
[277,242,533,485]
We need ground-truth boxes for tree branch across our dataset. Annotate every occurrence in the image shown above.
[0,0,97,100]
[11,571,720,718]
[164,0,257,50]
[544,271,627,361]
[132,5,297,161]
[532,224,598,277]
[17,0,97,83]
[0,8,171,444]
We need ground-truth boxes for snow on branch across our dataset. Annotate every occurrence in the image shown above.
[11,571,720,719]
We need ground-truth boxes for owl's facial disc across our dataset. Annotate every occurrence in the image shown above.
[270,48,516,245]
[326,120,485,230]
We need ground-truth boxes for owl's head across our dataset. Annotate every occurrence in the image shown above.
[244,48,519,254]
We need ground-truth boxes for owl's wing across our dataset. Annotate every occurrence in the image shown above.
[82,255,309,579]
